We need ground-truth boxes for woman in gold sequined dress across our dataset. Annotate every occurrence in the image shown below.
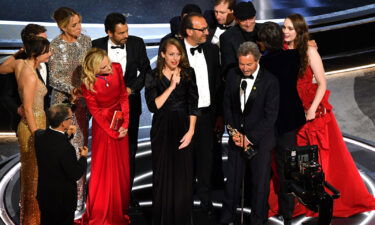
[49,7,91,210]
[15,36,51,225]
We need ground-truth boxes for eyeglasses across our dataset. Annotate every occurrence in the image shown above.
[64,116,73,121]
[188,27,209,32]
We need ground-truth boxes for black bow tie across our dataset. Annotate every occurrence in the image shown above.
[242,75,254,79]
[218,24,231,30]
[111,45,125,49]
[190,46,202,55]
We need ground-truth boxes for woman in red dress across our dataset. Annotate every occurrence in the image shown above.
[79,48,130,224]
[280,13,375,217]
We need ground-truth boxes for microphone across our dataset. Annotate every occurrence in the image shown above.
[241,80,247,91]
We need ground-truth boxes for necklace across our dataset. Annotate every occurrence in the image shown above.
[95,74,109,87]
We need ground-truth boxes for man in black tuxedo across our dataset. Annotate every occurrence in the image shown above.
[0,24,52,132]
[35,103,88,225]
[258,22,306,225]
[179,13,222,214]
[204,0,236,46]
[220,1,262,78]
[92,12,151,202]
[220,42,279,225]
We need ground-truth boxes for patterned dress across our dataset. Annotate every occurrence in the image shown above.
[18,60,47,225]
[49,34,91,210]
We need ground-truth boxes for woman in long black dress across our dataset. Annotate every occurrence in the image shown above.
[145,38,198,225]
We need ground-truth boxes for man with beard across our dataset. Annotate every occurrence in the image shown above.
[220,1,262,78]
[92,12,151,207]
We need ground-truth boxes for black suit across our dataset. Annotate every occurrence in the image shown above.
[35,128,87,225]
[0,53,51,132]
[182,40,222,207]
[260,49,306,221]
[92,35,151,191]
[220,24,262,78]
[221,66,279,225]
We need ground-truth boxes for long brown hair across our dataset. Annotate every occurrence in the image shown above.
[286,14,309,77]
[156,38,190,79]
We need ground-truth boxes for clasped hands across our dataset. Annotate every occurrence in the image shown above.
[79,146,89,157]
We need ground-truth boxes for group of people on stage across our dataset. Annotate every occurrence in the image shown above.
[1,0,375,225]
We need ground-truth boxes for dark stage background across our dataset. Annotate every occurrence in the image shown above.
[1,0,374,23]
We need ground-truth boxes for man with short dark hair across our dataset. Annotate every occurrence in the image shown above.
[160,3,202,45]
[220,1,262,78]
[180,13,222,216]
[35,103,88,225]
[221,42,279,225]
[0,24,51,132]
[92,13,151,206]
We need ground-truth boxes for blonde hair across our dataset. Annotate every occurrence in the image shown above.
[82,48,108,92]
[53,7,82,32]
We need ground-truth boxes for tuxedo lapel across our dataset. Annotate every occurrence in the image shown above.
[233,71,242,113]
[243,67,263,115]
[102,37,109,52]
[202,44,215,94]
[125,40,132,77]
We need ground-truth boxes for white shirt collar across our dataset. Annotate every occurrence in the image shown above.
[49,126,65,134]
[184,38,198,50]
[108,38,125,48]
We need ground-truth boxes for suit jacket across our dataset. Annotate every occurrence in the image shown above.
[260,49,306,134]
[223,66,279,147]
[92,36,151,115]
[182,40,222,116]
[35,128,87,213]
[220,23,262,78]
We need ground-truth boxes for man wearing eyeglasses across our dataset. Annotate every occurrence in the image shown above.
[179,12,222,218]
[35,103,88,225]
[220,1,262,79]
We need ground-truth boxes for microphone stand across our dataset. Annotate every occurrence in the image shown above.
[240,80,247,225]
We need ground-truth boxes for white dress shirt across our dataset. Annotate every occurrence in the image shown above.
[49,126,65,134]
[240,64,260,112]
[38,63,47,84]
[211,20,236,46]
[184,39,211,108]
[107,39,127,74]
